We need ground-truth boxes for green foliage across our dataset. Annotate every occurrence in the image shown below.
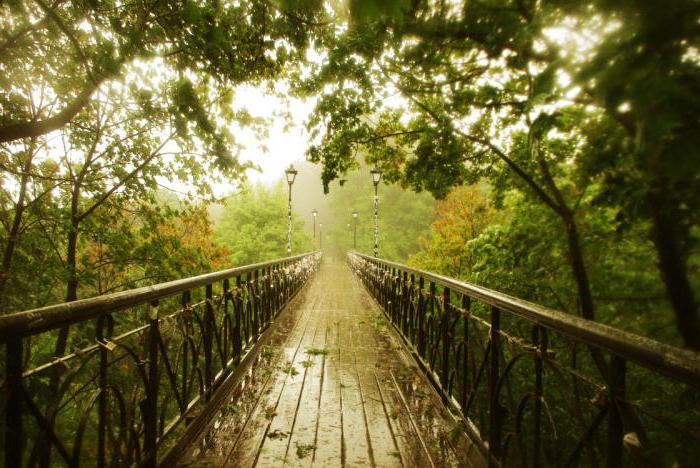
[214,182,313,265]
[0,0,329,313]
[415,184,673,338]
[302,0,700,348]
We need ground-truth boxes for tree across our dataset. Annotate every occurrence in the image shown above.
[303,1,603,324]
[558,0,700,349]
[0,136,62,310]
[301,0,700,348]
[411,183,673,340]
[0,0,327,145]
[409,184,496,278]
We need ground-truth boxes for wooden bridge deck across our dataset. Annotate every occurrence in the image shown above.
[181,255,483,467]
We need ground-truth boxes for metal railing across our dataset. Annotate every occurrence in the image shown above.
[349,252,700,467]
[0,252,321,467]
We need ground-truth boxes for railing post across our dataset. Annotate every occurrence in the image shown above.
[417,276,426,358]
[234,275,242,363]
[272,266,279,314]
[391,268,397,324]
[223,279,230,359]
[204,284,214,400]
[267,266,273,322]
[144,300,160,467]
[384,265,389,310]
[96,314,113,468]
[402,271,409,336]
[488,306,502,467]
[243,273,251,345]
[441,286,451,399]
[461,296,471,415]
[253,269,260,337]
[532,326,547,467]
[409,273,416,342]
[607,355,626,468]
[5,337,23,467]
[181,290,191,403]
[427,281,436,358]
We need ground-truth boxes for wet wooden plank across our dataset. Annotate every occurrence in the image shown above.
[283,313,330,466]
[253,307,325,465]
[230,303,319,467]
[185,256,485,468]
[310,321,343,467]
[336,295,374,467]
[348,313,403,467]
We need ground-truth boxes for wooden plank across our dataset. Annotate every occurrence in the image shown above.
[348,309,403,467]
[253,305,324,466]
[223,299,319,466]
[310,321,343,467]
[336,291,374,467]
[283,311,330,466]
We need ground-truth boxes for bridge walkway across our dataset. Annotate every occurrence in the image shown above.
[180,255,483,467]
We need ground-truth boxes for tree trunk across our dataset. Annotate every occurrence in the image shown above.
[53,183,81,364]
[52,221,78,367]
[0,166,31,310]
[64,224,79,302]
[560,209,609,376]
[649,190,700,350]
[562,212,595,321]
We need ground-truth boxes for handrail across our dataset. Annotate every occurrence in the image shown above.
[350,252,700,386]
[0,251,317,341]
[349,251,700,466]
[2,251,321,467]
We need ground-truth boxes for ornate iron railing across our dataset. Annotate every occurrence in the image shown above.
[0,252,321,467]
[349,252,700,467]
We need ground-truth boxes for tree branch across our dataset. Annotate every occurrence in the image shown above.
[402,90,564,215]
[0,81,105,144]
[77,132,175,222]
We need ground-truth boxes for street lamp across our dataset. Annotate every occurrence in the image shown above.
[370,167,382,257]
[285,164,298,257]
[312,208,318,239]
[352,211,358,250]
[319,223,323,251]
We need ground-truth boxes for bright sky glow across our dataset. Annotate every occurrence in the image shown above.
[235,85,316,185]
[157,84,318,199]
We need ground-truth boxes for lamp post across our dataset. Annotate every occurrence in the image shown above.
[319,223,323,251]
[285,164,297,257]
[352,211,358,250]
[312,208,318,240]
[370,167,382,257]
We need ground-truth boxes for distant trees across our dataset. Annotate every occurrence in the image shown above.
[321,166,435,262]
[214,183,313,266]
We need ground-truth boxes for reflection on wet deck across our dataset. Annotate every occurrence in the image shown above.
[180,256,484,467]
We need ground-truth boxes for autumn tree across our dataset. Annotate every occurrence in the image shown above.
[409,185,496,278]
